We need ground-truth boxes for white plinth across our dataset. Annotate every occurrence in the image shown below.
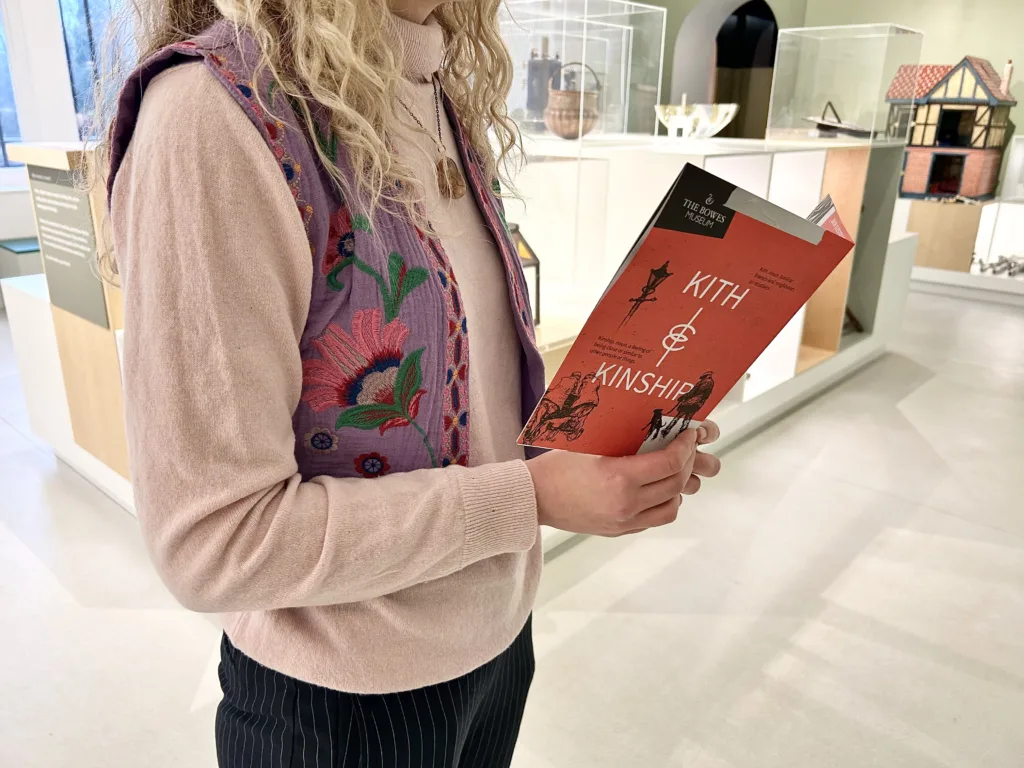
[1,274,135,512]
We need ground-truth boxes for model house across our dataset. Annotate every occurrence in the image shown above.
[887,56,1016,200]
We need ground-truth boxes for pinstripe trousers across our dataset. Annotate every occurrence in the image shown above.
[215,618,534,768]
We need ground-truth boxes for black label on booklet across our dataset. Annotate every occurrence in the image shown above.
[655,164,736,239]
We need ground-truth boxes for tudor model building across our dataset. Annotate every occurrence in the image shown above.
[887,56,1016,200]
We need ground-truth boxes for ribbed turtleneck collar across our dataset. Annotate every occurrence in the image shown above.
[386,13,444,82]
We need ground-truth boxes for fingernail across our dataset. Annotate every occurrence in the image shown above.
[697,426,707,443]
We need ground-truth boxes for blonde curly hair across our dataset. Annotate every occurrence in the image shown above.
[97,0,518,269]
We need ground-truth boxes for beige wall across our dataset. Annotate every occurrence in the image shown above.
[646,0,810,105]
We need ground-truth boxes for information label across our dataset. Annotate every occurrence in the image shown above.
[27,165,109,329]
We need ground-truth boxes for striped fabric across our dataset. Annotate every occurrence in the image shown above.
[215,619,534,767]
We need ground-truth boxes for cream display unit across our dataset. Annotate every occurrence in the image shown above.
[895,136,1024,306]
[1,142,134,511]
[905,197,1024,307]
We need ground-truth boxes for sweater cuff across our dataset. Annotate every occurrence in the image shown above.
[458,460,539,567]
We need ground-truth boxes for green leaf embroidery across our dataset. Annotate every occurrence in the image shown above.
[352,214,372,233]
[385,252,431,320]
[393,348,425,413]
[388,252,404,309]
[267,80,279,103]
[351,258,394,319]
[335,403,404,431]
[326,256,355,292]
[400,267,430,300]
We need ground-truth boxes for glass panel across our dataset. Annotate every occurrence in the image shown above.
[58,0,131,138]
[0,12,21,167]
[501,0,666,139]
[766,24,924,145]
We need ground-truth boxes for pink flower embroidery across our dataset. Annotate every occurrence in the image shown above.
[302,310,427,437]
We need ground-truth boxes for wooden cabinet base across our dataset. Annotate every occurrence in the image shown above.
[907,199,985,272]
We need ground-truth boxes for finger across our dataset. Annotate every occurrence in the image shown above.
[625,497,680,532]
[697,420,721,446]
[692,451,721,479]
[682,474,701,496]
[633,471,687,513]
[610,527,646,538]
[613,429,697,485]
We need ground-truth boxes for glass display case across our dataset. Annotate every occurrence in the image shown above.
[767,24,924,144]
[1002,136,1024,200]
[500,0,666,139]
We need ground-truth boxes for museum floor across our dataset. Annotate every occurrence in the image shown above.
[1,290,1022,768]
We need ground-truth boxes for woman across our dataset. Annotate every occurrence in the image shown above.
[105,0,721,765]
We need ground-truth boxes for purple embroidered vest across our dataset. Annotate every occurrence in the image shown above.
[108,21,546,478]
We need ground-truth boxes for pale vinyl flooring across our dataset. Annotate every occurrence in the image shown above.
[1,290,1022,768]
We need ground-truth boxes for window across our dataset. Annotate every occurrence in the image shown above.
[58,0,128,137]
[0,12,21,167]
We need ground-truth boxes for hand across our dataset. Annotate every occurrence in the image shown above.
[528,427,719,538]
[688,420,722,496]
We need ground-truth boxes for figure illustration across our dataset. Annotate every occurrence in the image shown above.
[522,371,601,444]
[621,261,673,328]
[661,371,716,439]
[642,409,665,442]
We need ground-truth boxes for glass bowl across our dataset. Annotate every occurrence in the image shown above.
[655,103,740,139]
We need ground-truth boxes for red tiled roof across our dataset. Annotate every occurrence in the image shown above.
[886,64,952,100]
[886,57,1017,104]
[965,55,1016,104]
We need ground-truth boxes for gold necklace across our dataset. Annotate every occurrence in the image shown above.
[396,76,467,200]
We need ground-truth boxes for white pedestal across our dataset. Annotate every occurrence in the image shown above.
[1,274,135,512]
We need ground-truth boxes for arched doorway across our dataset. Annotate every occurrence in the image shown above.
[714,0,778,138]
[670,0,779,139]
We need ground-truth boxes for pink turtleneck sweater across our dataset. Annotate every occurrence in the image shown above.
[110,16,542,693]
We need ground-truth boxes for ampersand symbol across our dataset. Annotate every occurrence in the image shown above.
[657,307,704,367]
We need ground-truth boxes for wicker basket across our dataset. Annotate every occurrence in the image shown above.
[544,62,601,140]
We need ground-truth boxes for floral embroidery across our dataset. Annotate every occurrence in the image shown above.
[305,427,339,455]
[325,240,430,322]
[354,452,391,479]
[323,204,356,285]
[419,229,469,468]
[302,309,437,466]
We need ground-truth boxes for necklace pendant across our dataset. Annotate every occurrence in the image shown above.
[437,156,467,200]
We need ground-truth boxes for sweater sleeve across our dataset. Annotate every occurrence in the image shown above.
[110,62,538,614]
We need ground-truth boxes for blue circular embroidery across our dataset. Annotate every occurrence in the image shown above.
[338,232,355,258]
[306,428,338,455]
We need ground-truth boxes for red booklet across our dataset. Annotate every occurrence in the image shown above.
[519,163,854,456]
